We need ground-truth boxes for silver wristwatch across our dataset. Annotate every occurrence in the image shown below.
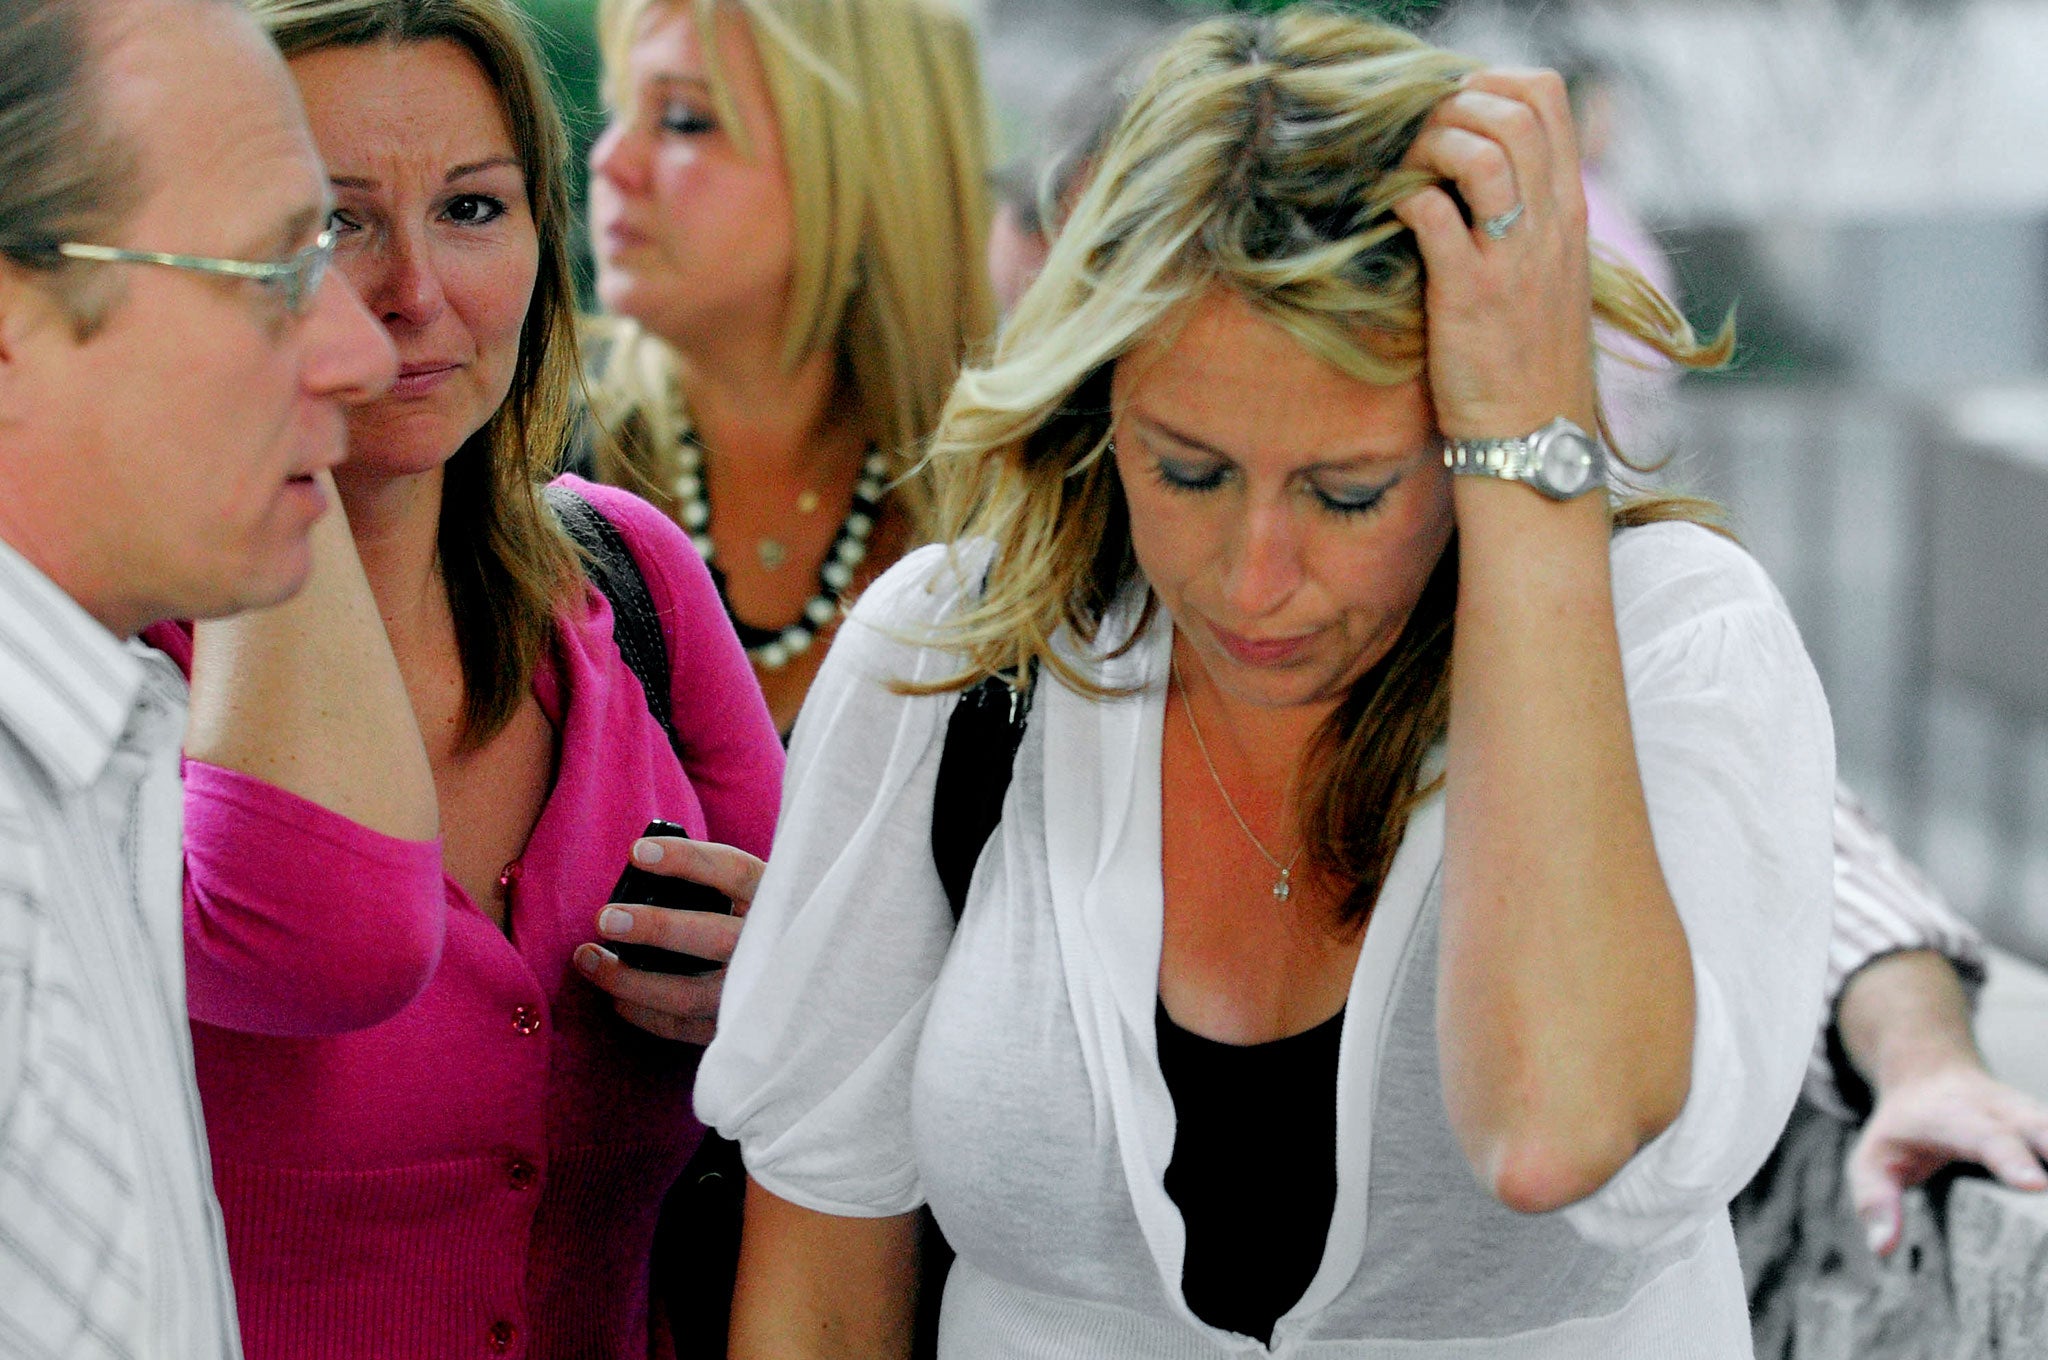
[1442,417,1607,500]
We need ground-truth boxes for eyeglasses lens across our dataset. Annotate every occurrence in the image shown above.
[288,232,337,315]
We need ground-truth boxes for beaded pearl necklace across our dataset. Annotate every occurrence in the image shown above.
[672,431,888,671]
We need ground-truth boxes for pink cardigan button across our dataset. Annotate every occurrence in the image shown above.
[511,1005,541,1036]
[487,1319,515,1353]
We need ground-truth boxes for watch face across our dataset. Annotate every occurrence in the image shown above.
[1540,432,1597,497]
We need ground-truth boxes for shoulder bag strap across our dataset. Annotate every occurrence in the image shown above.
[542,482,683,763]
[546,482,750,1357]
[929,659,1037,923]
[918,659,1033,1360]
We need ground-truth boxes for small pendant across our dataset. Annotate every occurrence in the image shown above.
[795,490,821,515]
[1273,870,1291,902]
[757,538,788,571]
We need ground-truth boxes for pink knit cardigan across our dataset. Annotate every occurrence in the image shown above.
[148,478,784,1360]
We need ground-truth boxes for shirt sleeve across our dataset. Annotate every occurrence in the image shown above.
[182,759,446,1037]
[557,476,784,861]
[694,544,978,1217]
[1804,786,1988,1119]
[1562,524,1837,1251]
[140,621,446,1037]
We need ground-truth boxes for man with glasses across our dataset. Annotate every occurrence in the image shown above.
[0,0,395,1353]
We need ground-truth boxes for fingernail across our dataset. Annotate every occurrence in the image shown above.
[598,906,633,936]
[575,944,612,976]
[632,838,663,866]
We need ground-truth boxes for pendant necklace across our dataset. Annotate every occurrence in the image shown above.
[754,490,823,573]
[672,428,887,671]
[1171,657,1303,902]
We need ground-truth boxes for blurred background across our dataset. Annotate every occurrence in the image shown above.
[519,0,2048,994]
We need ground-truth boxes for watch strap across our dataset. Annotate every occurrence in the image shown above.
[1443,436,1540,481]
[1442,417,1605,499]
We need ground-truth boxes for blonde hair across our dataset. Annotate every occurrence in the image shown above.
[251,0,585,749]
[587,0,996,531]
[921,8,1731,922]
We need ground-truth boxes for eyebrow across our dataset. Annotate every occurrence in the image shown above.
[328,156,526,194]
[448,156,524,182]
[1133,411,1408,472]
[646,74,712,93]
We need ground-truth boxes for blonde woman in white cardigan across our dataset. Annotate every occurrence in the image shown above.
[700,11,1835,1357]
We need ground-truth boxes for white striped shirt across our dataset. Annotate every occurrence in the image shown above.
[0,537,240,1359]
[1806,785,1988,1119]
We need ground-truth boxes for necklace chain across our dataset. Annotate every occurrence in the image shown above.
[1171,657,1303,902]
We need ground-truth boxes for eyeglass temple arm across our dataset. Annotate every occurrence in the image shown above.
[54,242,289,281]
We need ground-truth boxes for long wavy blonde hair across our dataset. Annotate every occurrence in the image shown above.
[585,0,996,531]
[920,8,1732,922]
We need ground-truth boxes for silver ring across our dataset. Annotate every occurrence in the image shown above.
[1479,202,1525,240]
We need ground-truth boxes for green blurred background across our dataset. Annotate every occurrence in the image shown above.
[518,0,603,145]
[513,0,603,297]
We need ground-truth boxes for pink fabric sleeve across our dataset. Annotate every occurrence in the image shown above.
[558,477,784,860]
[182,762,446,1036]
[142,621,447,1038]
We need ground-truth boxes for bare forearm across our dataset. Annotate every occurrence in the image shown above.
[729,1179,919,1360]
[1439,482,1693,1209]
[1395,66,1696,1211]
[185,478,437,841]
[1838,949,1982,1094]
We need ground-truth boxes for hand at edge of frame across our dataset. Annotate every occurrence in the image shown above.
[1848,1059,2048,1257]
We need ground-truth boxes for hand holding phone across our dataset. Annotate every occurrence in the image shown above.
[605,820,733,976]
[577,830,766,1042]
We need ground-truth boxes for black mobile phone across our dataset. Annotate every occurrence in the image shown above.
[605,819,732,976]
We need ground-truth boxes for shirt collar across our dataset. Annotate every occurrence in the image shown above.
[0,533,151,791]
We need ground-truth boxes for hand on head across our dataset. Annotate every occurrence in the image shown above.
[1392,69,1598,444]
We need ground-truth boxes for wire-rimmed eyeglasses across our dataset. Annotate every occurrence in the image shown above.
[54,229,337,316]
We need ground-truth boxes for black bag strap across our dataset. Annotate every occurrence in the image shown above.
[929,661,1037,921]
[548,481,746,1357]
[543,483,683,763]
[915,658,1035,1360]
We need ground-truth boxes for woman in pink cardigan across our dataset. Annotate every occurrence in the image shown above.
[143,1,784,1356]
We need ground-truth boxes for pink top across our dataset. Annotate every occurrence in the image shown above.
[146,477,784,1360]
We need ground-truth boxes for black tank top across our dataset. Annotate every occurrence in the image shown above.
[1155,1000,1345,1345]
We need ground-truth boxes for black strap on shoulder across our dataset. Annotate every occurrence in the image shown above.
[547,481,752,1359]
[543,483,682,762]
[929,662,1037,922]
[916,660,1034,1360]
